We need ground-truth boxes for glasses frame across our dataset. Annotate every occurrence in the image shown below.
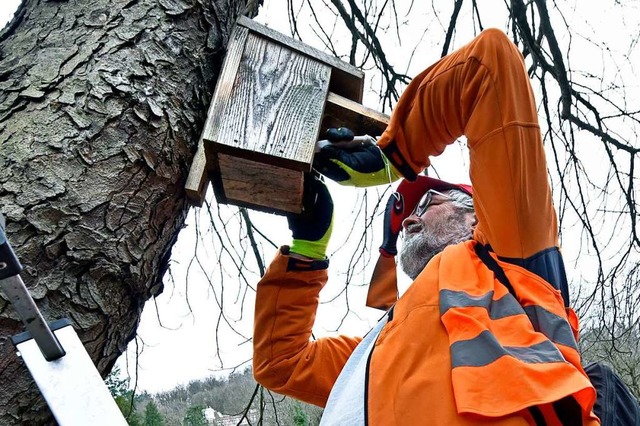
[412,189,453,217]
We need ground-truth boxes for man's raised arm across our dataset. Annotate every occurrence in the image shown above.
[316,29,569,302]
[252,175,361,407]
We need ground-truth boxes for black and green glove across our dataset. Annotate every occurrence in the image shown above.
[286,173,334,260]
[313,128,402,187]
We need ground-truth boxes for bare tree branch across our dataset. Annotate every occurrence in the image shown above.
[441,0,465,57]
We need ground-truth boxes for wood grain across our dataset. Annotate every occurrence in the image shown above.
[184,138,208,206]
[204,32,331,171]
[237,16,363,102]
[212,153,303,214]
[188,25,249,206]
[200,25,250,149]
[322,92,390,136]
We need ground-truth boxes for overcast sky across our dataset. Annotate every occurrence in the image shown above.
[1,0,20,26]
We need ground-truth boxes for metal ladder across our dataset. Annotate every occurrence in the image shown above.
[0,214,126,425]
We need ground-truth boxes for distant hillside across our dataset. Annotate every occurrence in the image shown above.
[107,366,323,425]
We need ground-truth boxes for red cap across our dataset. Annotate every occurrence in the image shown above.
[397,175,472,219]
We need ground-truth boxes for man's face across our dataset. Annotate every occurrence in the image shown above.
[398,190,475,280]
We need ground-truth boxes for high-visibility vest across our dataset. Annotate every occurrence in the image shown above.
[440,241,597,423]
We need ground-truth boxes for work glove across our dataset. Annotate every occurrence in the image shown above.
[286,173,334,260]
[314,127,402,187]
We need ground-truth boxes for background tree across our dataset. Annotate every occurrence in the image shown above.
[292,401,310,426]
[0,0,259,423]
[143,400,165,426]
[107,366,142,424]
[183,404,207,426]
[581,322,640,398]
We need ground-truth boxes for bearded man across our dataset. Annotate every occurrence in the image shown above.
[399,187,475,281]
[253,29,600,425]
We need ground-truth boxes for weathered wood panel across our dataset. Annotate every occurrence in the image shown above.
[184,138,208,206]
[186,25,250,205]
[322,92,390,136]
[212,154,303,214]
[204,33,331,171]
[237,16,364,102]
[200,25,250,147]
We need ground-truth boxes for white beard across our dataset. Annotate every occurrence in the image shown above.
[398,211,473,280]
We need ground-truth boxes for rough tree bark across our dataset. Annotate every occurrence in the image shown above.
[0,0,259,423]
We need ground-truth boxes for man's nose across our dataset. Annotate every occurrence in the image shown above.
[402,214,420,230]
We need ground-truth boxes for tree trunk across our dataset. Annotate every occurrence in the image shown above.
[0,0,258,423]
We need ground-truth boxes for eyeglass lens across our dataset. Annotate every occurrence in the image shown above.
[414,191,434,217]
[413,189,452,216]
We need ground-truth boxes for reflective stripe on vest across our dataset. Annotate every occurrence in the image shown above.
[450,330,566,368]
[440,289,579,351]
[523,305,578,350]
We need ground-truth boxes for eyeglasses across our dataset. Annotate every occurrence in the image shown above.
[412,189,453,217]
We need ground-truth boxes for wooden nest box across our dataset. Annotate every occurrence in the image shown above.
[185,16,389,214]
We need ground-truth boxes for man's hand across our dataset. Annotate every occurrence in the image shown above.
[379,193,404,257]
[287,173,334,260]
[313,128,402,187]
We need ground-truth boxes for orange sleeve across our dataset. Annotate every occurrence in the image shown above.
[253,249,362,407]
[377,29,557,259]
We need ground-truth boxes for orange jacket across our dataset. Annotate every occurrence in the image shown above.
[253,28,598,425]
[253,245,598,425]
